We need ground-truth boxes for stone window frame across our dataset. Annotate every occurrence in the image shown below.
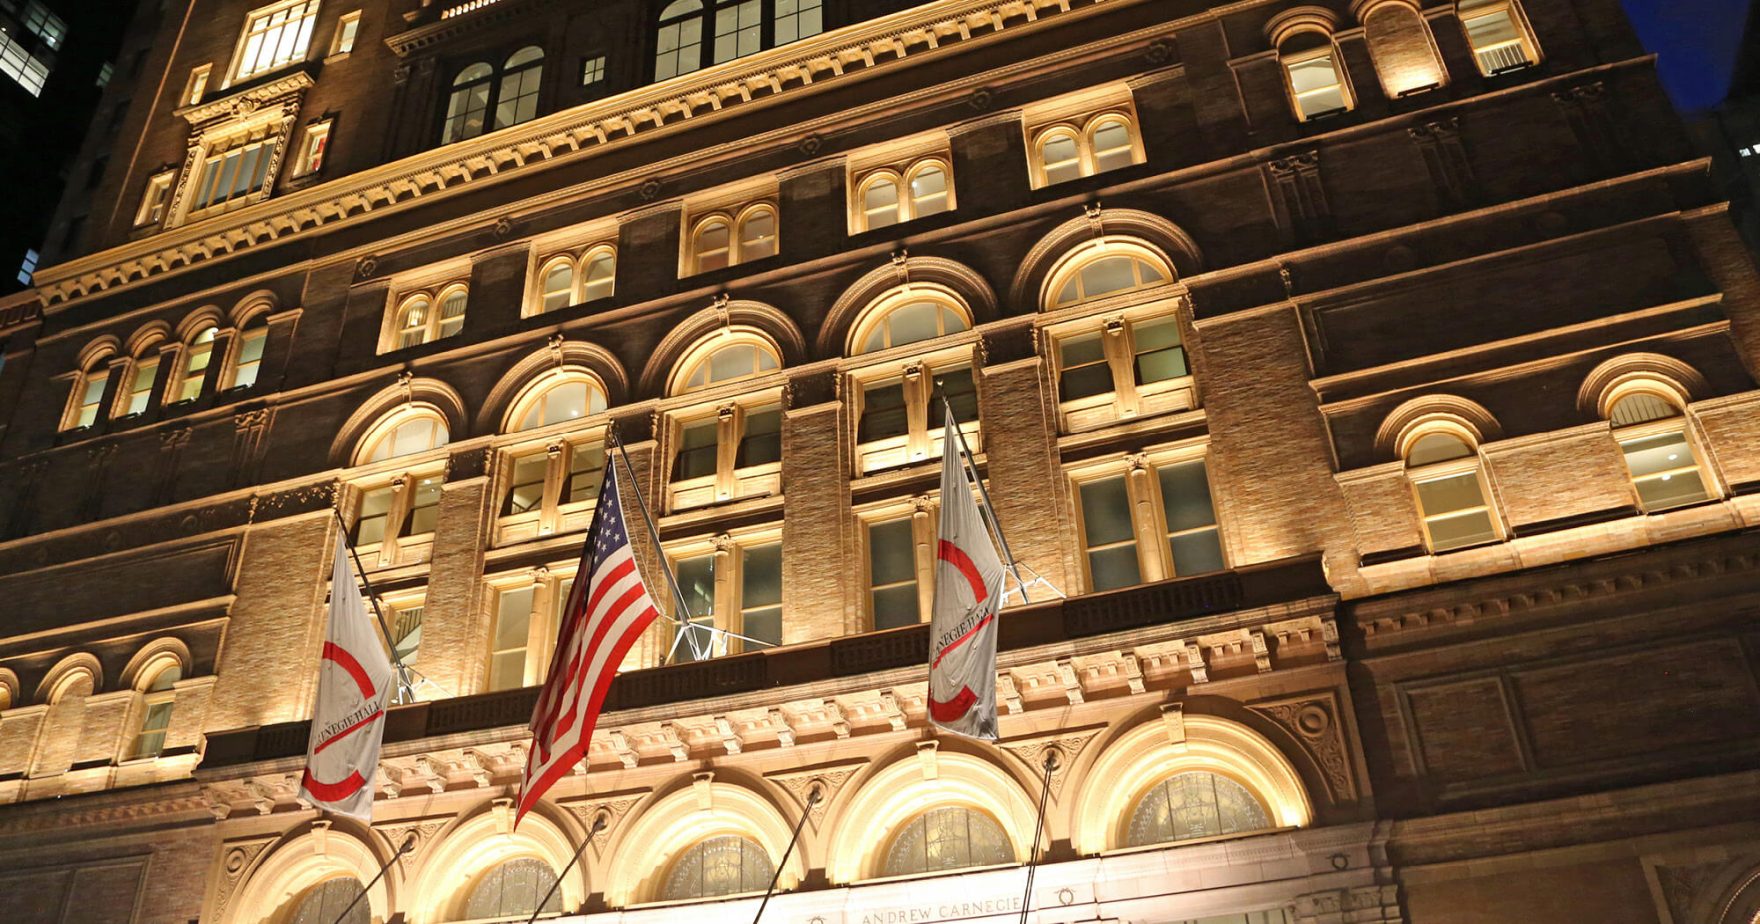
[123,654,184,762]
[855,495,938,631]
[662,384,785,513]
[1354,0,1449,98]
[292,118,332,177]
[848,149,957,234]
[681,193,780,277]
[347,465,446,570]
[60,345,115,432]
[494,424,610,547]
[328,9,361,57]
[133,170,176,228]
[1065,440,1228,594]
[1020,85,1146,189]
[1599,380,1721,514]
[1269,9,1356,122]
[226,0,320,86]
[527,242,617,317]
[662,523,786,661]
[378,587,426,702]
[482,560,626,693]
[113,332,168,420]
[379,277,470,354]
[846,340,981,477]
[1396,417,1504,553]
[1455,0,1542,76]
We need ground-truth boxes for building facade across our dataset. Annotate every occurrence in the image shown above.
[0,0,1758,922]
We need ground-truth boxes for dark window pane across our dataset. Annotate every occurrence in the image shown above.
[872,585,919,629]
[736,407,781,467]
[673,419,720,481]
[1061,363,1114,400]
[859,382,907,442]
[930,368,977,426]
[1157,461,1217,532]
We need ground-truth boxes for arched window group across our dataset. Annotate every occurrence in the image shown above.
[533,245,616,315]
[1029,111,1142,187]
[390,284,468,350]
[63,305,274,432]
[853,158,953,232]
[442,46,546,145]
[689,203,778,274]
[653,0,823,81]
[5,644,194,769]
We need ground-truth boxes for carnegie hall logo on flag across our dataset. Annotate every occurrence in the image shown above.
[300,539,395,821]
[927,418,1006,740]
[516,460,661,826]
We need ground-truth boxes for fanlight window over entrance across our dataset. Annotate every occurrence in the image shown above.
[285,877,369,924]
[658,835,775,901]
[1124,771,1274,847]
[881,806,1012,878]
[463,857,561,920]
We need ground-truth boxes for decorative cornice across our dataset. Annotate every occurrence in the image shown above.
[31,0,1143,308]
[176,71,316,128]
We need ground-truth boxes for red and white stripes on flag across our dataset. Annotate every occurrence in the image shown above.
[927,418,1007,740]
[517,461,661,825]
[300,538,396,820]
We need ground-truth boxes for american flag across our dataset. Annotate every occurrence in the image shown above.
[516,459,660,825]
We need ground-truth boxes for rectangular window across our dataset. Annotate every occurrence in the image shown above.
[580,54,606,86]
[867,517,920,629]
[122,357,159,416]
[388,598,423,668]
[489,586,534,691]
[330,10,360,55]
[17,248,37,286]
[0,31,51,96]
[404,475,442,537]
[1619,431,1710,511]
[232,0,320,82]
[663,532,785,660]
[135,173,174,227]
[1073,453,1227,592]
[1051,312,1193,431]
[668,403,782,511]
[673,553,718,662]
[713,0,762,63]
[192,138,278,211]
[1411,470,1497,550]
[130,695,176,760]
[352,471,443,566]
[296,121,330,175]
[739,542,783,647]
[184,65,212,106]
[854,361,978,474]
[1286,52,1350,120]
[354,485,395,545]
[496,440,606,544]
[504,451,548,516]
[774,0,823,45]
[1461,4,1535,74]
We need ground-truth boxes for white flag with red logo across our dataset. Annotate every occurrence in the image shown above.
[300,537,395,820]
[517,461,661,826]
[928,418,1006,740]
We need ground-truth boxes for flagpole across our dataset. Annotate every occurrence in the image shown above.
[328,829,418,924]
[330,506,417,703]
[523,816,607,924]
[1016,750,1058,924]
[751,785,820,924]
[937,389,1031,604]
[607,426,710,664]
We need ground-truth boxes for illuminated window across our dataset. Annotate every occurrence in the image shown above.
[134,171,175,227]
[192,136,279,211]
[499,436,606,538]
[668,401,782,510]
[654,0,821,81]
[580,54,606,86]
[850,288,971,356]
[1360,1,1446,97]
[1607,391,1711,512]
[529,245,616,315]
[881,807,1012,877]
[120,353,161,417]
[226,315,269,389]
[508,371,609,433]
[330,10,361,55]
[655,0,707,80]
[285,878,369,924]
[351,440,446,569]
[1046,249,1170,310]
[0,30,50,95]
[853,360,977,473]
[1124,771,1274,847]
[666,534,783,660]
[295,120,331,175]
[128,659,182,760]
[463,858,560,920]
[1028,111,1144,187]
[495,46,545,131]
[64,356,111,430]
[183,65,211,106]
[1402,427,1499,552]
[1283,47,1351,119]
[685,199,775,275]
[357,410,449,465]
[672,331,782,395]
[1072,452,1224,592]
[489,585,536,691]
[485,569,587,689]
[738,205,777,262]
[173,325,218,403]
[384,595,424,676]
[231,0,319,82]
[442,62,493,144]
[385,284,468,351]
[1458,0,1539,74]
[659,836,775,900]
[851,157,954,233]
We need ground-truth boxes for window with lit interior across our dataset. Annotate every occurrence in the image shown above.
[667,534,783,661]
[127,658,182,760]
[1124,771,1275,847]
[687,203,778,275]
[462,857,560,920]
[1278,27,1353,120]
[64,351,112,430]
[1402,425,1500,552]
[659,836,775,900]
[1606,389,1712,512]
[386,284,468,351]
[172,324,219,403]
[1028,111,1143,187]
[533,245,616,315]
[1042,241,1193,430]
[852,157,954,233]
[352,407,450,566]
[1074,452,1224,592]
[1457,0,1539,74]
[230,0,319,82]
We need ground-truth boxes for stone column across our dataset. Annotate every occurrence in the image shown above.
[780,370,852,641]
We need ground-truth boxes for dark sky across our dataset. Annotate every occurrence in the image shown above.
[1620,0,1756,110]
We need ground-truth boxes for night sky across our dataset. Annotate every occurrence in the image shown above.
[1620,0,1756,111]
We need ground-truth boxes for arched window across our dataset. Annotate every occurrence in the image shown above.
[906,161,951,218]
[881,807,1012,878]
[47,667,95,703]
[128,658,181,760]
[1045,245,1171,310]
[737,205,777,263]
[356,407,451,465]
[284,877,369,924]
[672,331,782,395]
[1607,388,1711,511]
[1029,112,1144,187]
[659,835,775,900]
[390,286,468,350]
[858,173,901,230]
[174,324,219,403]
[582,247,616,301]
[442,62,494,144]
[1402,423,1499,552]
[1361,0,1447,97]
[655,0,823,80]
[539,258,575,315]
[438,286,469,339]
[1124,771,1275,847]
[65,351,113,430]
[655,0,706,80]
[508,370,609,432]
[463,857,561,920]
[1277,26,1353,120]
[850,290,971,355]
[396,296,432,349]
[1457,0,1539,74]
[226,313,269,390]
[692,217,731,273]
[496,46,545,130]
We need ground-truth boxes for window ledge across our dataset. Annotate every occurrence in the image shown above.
[1508,505,1639,539]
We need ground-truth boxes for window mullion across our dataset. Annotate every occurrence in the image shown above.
[912,503,934,623]
[1101,319,1138,414]
[380,476,414,567]
[541,443,567,533]
[1128,463,1169,583]
[717,541,738,653]
[904,367,931,460]
[716,405,742,500]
